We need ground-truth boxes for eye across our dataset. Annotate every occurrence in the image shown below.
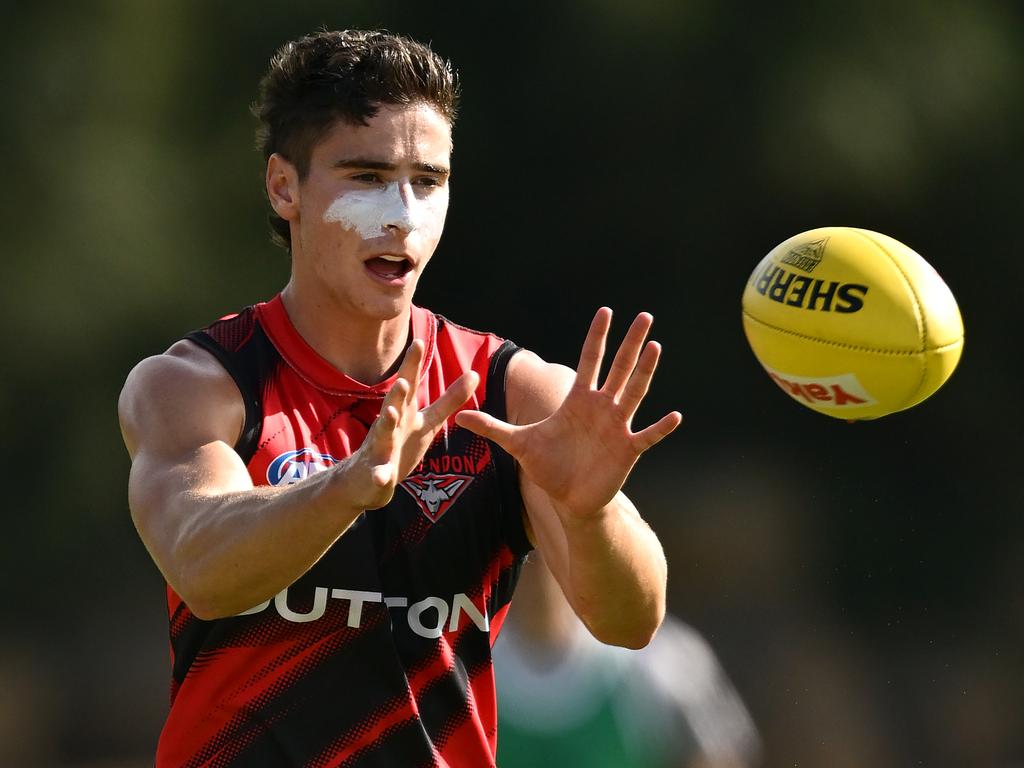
[413,176,444,188]
[351,172,383,184]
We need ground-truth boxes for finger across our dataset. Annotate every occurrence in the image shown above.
[575,307,612,389]
[602,312,653,397]
[374,403,401,441]
[364,403,400,465]
[454,410,524,456]
[382,378,411,423]
[374,384,406,453]
[420,371,480,433]
[631,411,683,453]
[396,340,425,406]
[619,340,661,418]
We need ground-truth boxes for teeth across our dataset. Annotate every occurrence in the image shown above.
[379,254,406,262]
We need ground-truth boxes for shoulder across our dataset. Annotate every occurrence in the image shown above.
[431,311,517,385]
[434,312,508,353]
[118,340,245,458]
[120,340,239,405]
[506,349,575,426]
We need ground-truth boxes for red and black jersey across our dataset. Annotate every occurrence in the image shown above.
[158,294,532,767]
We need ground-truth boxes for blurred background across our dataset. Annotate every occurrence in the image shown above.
[3,1,1023,766]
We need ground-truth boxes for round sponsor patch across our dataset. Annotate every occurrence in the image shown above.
[267,448,338,486]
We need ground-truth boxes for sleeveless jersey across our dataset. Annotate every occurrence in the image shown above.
[157,294,532,767]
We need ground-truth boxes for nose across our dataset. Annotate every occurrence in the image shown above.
[382,182,416,234]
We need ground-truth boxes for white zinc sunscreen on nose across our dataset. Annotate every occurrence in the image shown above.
[323,182,447,240]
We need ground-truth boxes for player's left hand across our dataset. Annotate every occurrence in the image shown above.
[455,308,682,520]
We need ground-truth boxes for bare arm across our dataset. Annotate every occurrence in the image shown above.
[456,309,681,648]
[119,339,477,620]
[506,352,669,649]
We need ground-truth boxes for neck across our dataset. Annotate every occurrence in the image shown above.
[279,280,412,385]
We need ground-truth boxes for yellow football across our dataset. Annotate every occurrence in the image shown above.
[741,227,964,420]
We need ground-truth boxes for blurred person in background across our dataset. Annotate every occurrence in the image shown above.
[495,553,761,768]
[117,28,681,767]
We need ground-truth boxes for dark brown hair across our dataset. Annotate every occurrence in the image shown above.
[252,29,460,250]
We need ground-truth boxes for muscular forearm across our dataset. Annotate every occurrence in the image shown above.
[134,457,368,621]
[553,492,667,649]
[182,478,364,619]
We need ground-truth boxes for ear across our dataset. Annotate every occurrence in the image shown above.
[266,153,300,223]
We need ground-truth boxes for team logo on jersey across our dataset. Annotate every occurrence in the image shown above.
[400,473,473,522]
[267,448,338,486]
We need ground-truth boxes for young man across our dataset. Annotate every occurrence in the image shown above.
[118,29,681,767]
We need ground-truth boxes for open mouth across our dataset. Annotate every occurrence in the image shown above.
[365,255,413,280]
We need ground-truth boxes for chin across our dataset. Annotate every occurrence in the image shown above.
[358,293,414,322]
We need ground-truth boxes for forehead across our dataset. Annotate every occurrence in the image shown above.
[312,103,452,166]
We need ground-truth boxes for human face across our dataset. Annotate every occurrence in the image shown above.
[282,103,452,322]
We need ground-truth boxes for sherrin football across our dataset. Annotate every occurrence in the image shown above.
[741,227,964,420]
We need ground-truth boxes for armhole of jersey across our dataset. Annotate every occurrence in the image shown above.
[183,330,263,464]
[485,340,533,558]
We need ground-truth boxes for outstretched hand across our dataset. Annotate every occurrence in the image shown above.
[455,308,682,520]
[344,339,478,511]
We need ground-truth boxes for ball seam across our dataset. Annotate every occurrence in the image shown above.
[741,310,961,356]
[849,229,929,408]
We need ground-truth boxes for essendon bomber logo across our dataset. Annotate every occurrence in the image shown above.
[267,448,338,486]
[401,473,473,522]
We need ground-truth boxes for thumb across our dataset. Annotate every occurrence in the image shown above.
[455,410,522,454]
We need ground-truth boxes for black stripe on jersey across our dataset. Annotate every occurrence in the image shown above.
[212,607,430,767]
[168,599,191,643]
[170,610,206,687]
[483,340,532,560]
[484,339,518,423]
[184,317,280,464]
[417,650,472,748]
[485,557,523,621]
[399,555,520,751]
[338,718,438,768]
[450,560,519,674]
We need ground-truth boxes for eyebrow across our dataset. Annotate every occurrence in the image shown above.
[333,158,450,175]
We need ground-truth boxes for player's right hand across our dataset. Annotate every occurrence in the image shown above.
[337,339,479,511]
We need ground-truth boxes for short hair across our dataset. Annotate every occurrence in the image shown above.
[252,29,460,250]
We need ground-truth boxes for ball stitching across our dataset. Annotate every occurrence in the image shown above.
[741,310,961,356]
[850,229,929,408]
